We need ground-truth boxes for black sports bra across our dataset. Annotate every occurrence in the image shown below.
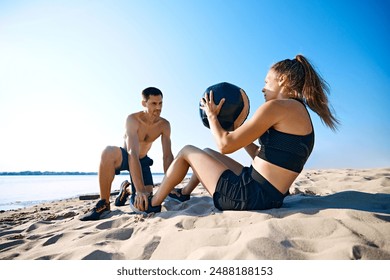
[257,100,315,173]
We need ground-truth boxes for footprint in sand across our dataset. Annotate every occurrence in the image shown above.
[0,239,25,252]
[142,236,161,260]
[352,244,390,260]
[82,249,124,260]
[105,228,133,240]
[175,217,198,230]
[42,233,64,246]
[247,237,304,259]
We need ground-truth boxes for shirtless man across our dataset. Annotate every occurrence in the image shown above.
[80,87,174,221]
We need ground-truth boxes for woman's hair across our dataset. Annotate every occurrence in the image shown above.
[271,54,340,131]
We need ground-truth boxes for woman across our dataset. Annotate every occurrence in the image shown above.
[130,54,339,214]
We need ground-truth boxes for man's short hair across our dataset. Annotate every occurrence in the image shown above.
[142,87,163,100]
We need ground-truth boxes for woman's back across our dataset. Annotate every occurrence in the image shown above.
[252,99,314,194]
[258,99,314,170]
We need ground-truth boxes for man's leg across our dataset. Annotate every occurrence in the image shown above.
[99,146,123,202]
[80,146,123,221]
[140,156,155,195]
[117,154,155,208]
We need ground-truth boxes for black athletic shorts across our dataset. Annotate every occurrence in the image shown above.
[213,166,286,211]
[115,147,154,190]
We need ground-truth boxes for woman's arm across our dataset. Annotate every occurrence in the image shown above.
[244,143,260,159]
[203,92,281,154]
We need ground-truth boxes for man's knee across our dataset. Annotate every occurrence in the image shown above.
[101,146,121,164]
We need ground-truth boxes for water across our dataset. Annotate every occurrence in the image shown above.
[0,174,165,211]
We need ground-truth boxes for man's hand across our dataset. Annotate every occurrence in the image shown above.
[134,191,150,211]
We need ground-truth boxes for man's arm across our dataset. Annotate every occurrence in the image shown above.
[161,121,174,173]
[125,115,149,210]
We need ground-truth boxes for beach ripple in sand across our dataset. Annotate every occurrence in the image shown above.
[0,168,389,260]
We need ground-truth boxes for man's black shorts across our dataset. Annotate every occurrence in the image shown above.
[115,147,154,188]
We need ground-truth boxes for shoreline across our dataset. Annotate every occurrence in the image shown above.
[0,174,168,212]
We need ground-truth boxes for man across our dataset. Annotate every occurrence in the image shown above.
[80,87,174,221]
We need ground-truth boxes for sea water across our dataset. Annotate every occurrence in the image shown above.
[0,174,165,211]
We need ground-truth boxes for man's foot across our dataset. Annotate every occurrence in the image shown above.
[168,188,190,203]
[129,195,161,214]
[114,180,131,206]
[80,199,111,221]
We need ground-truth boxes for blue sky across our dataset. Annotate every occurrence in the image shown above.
[0,0,389,172]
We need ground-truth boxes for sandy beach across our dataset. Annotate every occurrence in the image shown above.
[1,168,389,260]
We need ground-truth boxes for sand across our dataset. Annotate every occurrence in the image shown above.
[0,168,389,260]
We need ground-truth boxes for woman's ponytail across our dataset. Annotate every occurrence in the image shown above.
[296,55,340,131]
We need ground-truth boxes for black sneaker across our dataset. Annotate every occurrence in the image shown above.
[80,199,110,221]
[129,195,161,214]
[168,188,190,203]
[114,180,131,206]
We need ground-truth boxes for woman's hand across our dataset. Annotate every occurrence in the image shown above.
[200,90,225,119]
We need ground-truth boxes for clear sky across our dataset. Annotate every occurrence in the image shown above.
[0,0,389,173]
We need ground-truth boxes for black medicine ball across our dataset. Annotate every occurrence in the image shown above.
[199,82,250,131]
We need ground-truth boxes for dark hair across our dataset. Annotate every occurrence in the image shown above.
[271,54,340,131]
[142,87,163,100]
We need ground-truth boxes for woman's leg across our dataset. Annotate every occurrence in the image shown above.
[152,145,232,206]
[181,147,244,195]
[179,175,200,196]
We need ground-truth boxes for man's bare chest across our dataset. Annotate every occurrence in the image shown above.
[138,129,161,143]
